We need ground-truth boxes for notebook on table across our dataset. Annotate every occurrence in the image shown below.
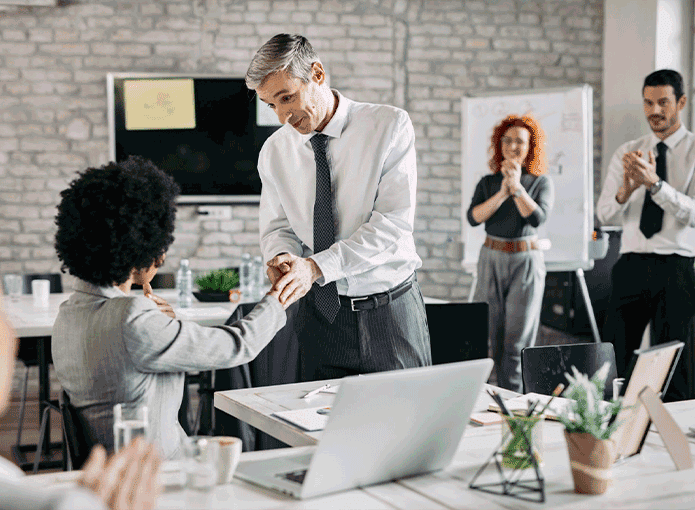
[235,358,494,499]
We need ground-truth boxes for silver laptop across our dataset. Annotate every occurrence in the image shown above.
[235,358,493,499]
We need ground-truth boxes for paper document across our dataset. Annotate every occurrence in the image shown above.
[488,392,610,421]
[272,407,330,432]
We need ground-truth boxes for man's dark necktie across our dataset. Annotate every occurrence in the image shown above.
[310,134,340,323]
[639,141,667,239]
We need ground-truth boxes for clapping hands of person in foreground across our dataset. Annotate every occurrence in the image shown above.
[79,437,161,510]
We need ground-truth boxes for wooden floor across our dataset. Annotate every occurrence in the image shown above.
[0,324,589,472]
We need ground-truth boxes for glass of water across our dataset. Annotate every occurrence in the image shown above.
[3,274,23,301]
[113,403,149,453]
[183,436,220,507]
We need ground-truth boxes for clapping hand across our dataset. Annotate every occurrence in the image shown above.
[143,282,176,319]
[501,159,522,196]
[623,149,658,188]
[79,437,161,510]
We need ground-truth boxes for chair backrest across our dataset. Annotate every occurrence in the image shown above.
[425,302,489,365]
[24,273,63,294]
[521,343,618,400]
[59,390,96,470]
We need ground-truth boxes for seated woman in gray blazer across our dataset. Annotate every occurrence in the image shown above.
[52,156,293,460]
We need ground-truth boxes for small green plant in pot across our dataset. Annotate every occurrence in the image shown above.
[556,363,623,495]
[194,269,240,302]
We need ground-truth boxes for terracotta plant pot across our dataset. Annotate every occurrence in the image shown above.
[564,430,617,495]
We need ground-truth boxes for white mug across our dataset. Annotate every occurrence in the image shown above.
[31,279,50,307]
[208,436,242,485]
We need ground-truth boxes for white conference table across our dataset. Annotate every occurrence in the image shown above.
[34,391,695,509]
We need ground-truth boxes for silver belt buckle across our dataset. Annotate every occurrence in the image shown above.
[350,296,370,312]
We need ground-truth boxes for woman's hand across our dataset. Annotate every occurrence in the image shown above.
[79,438,162,510]
[143,282,176,318]
[501,160,522,195]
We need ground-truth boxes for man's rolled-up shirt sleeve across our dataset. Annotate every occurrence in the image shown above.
[311,111,418,284]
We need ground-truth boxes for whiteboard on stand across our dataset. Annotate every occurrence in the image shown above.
[460,85,594,274]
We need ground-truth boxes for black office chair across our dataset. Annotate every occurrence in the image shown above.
[13,273,64,472]
[521,343,618,400]
[425,302,489,365]
[59,390,96,470]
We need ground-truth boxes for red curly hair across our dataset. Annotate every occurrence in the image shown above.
[488,114,547,176]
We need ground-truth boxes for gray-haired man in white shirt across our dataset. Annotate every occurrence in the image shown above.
[246,34,431,381]
[597,69,695,401]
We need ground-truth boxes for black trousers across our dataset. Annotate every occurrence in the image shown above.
[296,276,432,381]
[603,253,695,401]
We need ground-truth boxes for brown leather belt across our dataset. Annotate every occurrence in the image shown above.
[483,236,539,253]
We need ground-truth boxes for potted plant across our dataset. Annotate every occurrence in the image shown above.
[193,269,240,302]
[556,363,623,495]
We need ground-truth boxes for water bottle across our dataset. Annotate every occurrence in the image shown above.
[252,255,264,300]
[176,259,192,308]
[239,253,252,300]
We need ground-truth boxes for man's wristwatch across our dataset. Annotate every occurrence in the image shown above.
[649,179,663,195]
[512,188,522,198]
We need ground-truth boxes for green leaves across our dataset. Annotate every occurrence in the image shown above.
[556,362,623,440]
[194,268,239,293]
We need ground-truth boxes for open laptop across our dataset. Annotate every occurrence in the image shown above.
[235,358,493,499]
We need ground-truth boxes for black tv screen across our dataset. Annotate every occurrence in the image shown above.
[108,73,281,204]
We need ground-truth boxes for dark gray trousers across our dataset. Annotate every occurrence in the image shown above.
[296,276,432,381]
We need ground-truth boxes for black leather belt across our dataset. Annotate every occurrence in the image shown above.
[339,275,415,312]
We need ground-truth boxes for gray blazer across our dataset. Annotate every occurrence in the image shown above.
[52,279,286,459]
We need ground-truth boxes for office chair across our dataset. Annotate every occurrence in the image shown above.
[14,273,64,471]
[521,343,618,400]
[59,390,96,471]
[425,302,489,365]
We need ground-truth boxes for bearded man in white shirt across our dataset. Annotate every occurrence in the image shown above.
[245,34,431,381]
[597,69,695,401]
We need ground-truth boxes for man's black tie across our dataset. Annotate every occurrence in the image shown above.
[310,133,340,323]
[639,141,667,239]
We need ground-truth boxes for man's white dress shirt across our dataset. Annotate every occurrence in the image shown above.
[258,90,421,296]
[596,124,695,257]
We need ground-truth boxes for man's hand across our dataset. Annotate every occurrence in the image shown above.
[143,282,176,318]
[79,437,161,510]
[616,150,650,204]
[624,149,659,188]
[267,253,322,307]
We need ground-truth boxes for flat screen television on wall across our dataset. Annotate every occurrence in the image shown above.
[107,73,281,204]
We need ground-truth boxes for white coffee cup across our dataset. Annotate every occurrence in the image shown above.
[31,279,50,307]
[208,436,242,485]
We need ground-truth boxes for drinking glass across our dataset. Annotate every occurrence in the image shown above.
[113,403,149,453]
[500,415,544,469]
[3,274,23,301]
[183,436,220,508]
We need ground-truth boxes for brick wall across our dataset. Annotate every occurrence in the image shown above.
[0,0,603,299]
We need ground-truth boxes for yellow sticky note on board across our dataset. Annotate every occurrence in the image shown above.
[124,79,196,130]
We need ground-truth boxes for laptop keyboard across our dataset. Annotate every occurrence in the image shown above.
[277,469,307,484]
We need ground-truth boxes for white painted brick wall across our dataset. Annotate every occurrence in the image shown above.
[0,0,604,297]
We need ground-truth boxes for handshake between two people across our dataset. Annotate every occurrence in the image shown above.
[265,253,323,310]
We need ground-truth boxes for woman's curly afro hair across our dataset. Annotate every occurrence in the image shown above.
[55,156,180,286]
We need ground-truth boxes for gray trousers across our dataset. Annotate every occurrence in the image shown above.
[474,245,546,392]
